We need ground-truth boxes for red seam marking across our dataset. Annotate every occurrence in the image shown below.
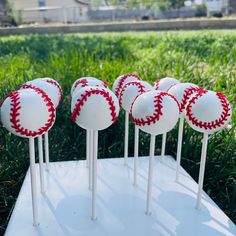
[71,88,118,124]
[45,79,63,109]
[186,90,231,130]
[166,82,178,92]
[154,79,160,90]
[179,87,200,113]
[9,87,55,137]
[130,92,180,126]
[119,81,146,107]
[115,73,141,97]
[73,79,108,93]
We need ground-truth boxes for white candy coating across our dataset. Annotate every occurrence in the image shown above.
[154,77,180,91]
[131,90,179,135]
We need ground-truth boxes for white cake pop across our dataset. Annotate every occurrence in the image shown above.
[185,90,232,134]
[20,80,60,109]
[71,77,107,95]
[112,74,142,97]
[71,86,120,131]
[1,88,56,138]
[119,81,153,113]
[34,78,63,108]
[168,83,200,115]
[131,90,180,135]
[154,77,180,91]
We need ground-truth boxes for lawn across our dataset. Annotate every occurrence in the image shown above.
[0,30,235,235]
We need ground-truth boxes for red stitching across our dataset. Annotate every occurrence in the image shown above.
[71,87,118,124]
[73,79,108,93]
[179,87,200,113]
[166,83,178,92]
[115,74,141,97]
[45,79,63,109]
[154,79,160,90]
[130,92,180,126]
[186,90,231,130]
[9,88,55,137]
[119,81,146,107]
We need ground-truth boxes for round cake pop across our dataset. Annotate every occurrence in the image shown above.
[185,90,232,134]
[20,80,60,109]
[119,81,153,112]
[131,90,180,135]
[154,77,180,91]
[34,78,63,108]
[71,86,120,131]
[112,74,142,97]
[71,77,106,95]
[168,83,200,115]
[1,88,56,138]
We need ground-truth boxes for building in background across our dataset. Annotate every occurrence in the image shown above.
[8,0,90,24]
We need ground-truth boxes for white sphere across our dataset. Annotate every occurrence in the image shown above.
[71,77,105,95]
[131,90,180,135]
[72,79,108,98]
[119,81,153,113]
[154,77,180,91]
[34,77,63,109]
[1,89,56,138]
[167,83,199,115]
[20,80,60,109]
[112,74,142,97]
[71,86,120,131]
[185,90,232,134]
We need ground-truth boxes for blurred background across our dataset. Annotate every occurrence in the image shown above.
[0,0,236,27]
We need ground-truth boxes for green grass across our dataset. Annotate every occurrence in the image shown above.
[0,31,236,234]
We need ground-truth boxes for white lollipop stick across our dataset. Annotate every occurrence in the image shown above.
[86,130,89,168]
[89,129,93,190]
[124,111,129,165]
[38,136,45,194]
[44,132,50,171]
[175,116,184,182]
[196,133,209,210]
[146,134,156,215]
[133,125,139,186]
[160,133,167,163]
[29,138,39,226]
[91,130,98,220]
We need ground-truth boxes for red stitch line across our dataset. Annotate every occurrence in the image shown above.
[119,81,146,107]
[45,79,63,109]
[9,87,55,137]
[130,92,180,126]
[115,74,141,97]
[154,79,160,90]
[71,87,118,124]
[166,83,178,92]
[186,90,231,131]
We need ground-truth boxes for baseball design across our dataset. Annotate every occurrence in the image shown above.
[154,77,180,91]
[71,86,120,131]
[71,77,106,95]
[131,90,180,135]
[112,74,142,97]
[34,77,63,108]
[1,88,56,138]
[72,79,108,98]
[185,90,232,134]
[167,83,200,115]
[20,80,60,110]
[119,81,153,113]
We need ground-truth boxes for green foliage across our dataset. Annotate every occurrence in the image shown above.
[0,31,236,234]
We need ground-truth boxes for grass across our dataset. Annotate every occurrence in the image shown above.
[0,30,235,235]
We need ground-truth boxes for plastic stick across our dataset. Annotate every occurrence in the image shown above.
[175,116,184,182]
[38,136,45,194]
[133,125,139,186]
[44,132,49,171]
[91,130,98,220]
[124,111,129,165]
[29,137,39,226]
[160,133,167,163]
[89,130,93,190]
[196,133,209,210]
[86,130,89,168]
[146,134,156,215]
